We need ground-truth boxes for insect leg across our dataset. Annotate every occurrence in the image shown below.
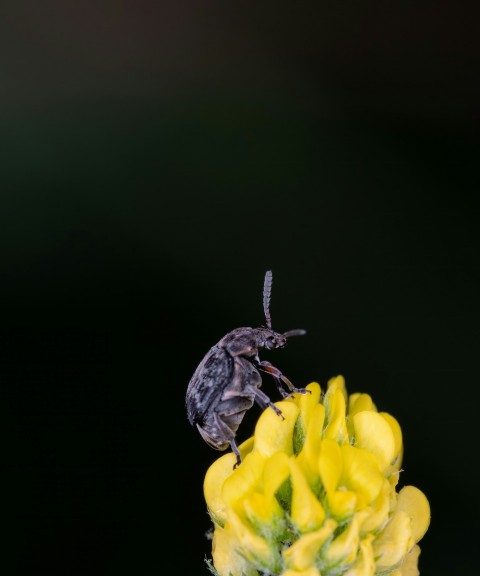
[208,411,245,469]
[253,387,285,420]
[229,440,242,469]
[257,360,311,397]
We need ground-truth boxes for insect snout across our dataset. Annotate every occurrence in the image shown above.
[265,334,286,350]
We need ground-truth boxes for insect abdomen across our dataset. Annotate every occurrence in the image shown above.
[185,347,235,425]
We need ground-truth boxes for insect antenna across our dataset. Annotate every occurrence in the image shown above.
[283,329,306,338]
[263,270,273,329]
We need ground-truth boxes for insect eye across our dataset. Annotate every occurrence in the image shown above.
[264,336,275,349]
[269,335,280,349]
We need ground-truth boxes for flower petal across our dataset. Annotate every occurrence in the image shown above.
[317,439,358,520]
[389,544,421,576]
[360,479,391,533]
[328,489,358,521]
[204,437,254,525]
[289,457,326,532]
[349,393,377,416]
[353,411,396,471]
[227,508,281,573]
[347,393,377,440]
[373,510,414,569]
[324,509,370,566]
[340,445,384,506]
[323,379,349,443]
[343,534,375,576]
[318,438,343,493]
[297,403,326,485]
[211,522,258,576]
[380,412,403,467]
[294,381,322,432]
[253,400,299,457]
[396,485,431,543]
[328,374,348,399]
[222,451,266,510]
[263,451,291,498]
[280,567,321,576]
[282,519,337,571]
[243,491,284,539]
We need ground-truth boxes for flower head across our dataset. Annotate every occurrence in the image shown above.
[204,376,430,576]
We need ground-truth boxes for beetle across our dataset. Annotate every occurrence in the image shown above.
[185,270,308,468]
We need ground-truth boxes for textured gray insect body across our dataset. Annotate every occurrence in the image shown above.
[185,270,307,468]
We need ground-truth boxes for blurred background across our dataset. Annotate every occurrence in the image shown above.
[1,1,478,574]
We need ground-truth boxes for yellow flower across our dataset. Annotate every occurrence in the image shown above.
[204,376,430,576]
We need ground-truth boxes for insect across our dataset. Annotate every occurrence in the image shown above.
[185,270,308,468]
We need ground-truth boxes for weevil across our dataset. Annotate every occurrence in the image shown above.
[185,270,308,468]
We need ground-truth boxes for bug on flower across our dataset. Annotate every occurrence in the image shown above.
[186,270,308,468]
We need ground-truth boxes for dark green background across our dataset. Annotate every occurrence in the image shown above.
[2,2,478,574]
